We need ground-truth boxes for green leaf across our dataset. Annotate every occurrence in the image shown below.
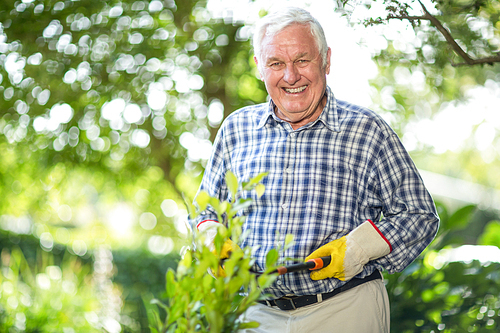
[255,184,265,198]
[206,310,224,333]
[218,201,229,215]
[257,274,276,289]
[196,191,211,211]
[166,269,177,298]
[446,204,476,230]
[232,198,253,212]
[228,276,245,294]
[150,298,170,312]
[478,220,500,246]
[284,234,294,248]
[209,196,222,214]
[177,251,192,277]
[182,192,196,218]
[239,321,260,329]
[242,172,269,191]
[265,248,279,268]
[226,170,239,200]
[142,293,162,332]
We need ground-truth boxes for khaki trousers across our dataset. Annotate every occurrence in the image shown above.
[240,279,390,333]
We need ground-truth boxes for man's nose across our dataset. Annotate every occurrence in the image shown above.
[283,64,300,84]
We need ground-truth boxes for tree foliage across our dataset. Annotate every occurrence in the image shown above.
[351,0,500,187]
[386,201,500,332]
[0,0,265,246]
[366,0,500,67]
[360,0,500,130]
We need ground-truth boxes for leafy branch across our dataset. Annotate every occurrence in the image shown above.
[384,0,500,66]
[146,171,288,333]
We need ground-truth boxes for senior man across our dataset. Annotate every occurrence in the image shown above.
[193,7,439,333]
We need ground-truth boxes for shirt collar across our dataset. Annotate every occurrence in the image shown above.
[256,99,280,129]
[317,86,341,132]
[256,86,340,132]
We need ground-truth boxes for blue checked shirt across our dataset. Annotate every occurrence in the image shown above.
[193,86,439,299]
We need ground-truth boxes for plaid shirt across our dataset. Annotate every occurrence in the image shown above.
[193,86,439,299]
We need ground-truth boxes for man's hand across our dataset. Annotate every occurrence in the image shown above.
[216,238,241,277]
[305,220,391,281]
[197,220,241,277]
[305,236,348,280]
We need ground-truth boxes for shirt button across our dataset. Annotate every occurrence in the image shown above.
[290,133,295,137]
[286,168,292,173]
[281,204,288,210]
[277,280,282,285]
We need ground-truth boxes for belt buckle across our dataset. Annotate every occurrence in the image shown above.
[284,296,297,310]
[278,296,297,310]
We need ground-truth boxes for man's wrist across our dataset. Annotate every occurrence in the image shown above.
[197,219,219,231]
[197,220,220,251]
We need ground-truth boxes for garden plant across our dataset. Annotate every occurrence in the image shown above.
[145,171,292,333]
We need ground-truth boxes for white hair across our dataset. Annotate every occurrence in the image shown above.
[252,7,329,70]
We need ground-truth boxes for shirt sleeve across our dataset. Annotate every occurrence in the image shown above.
[368,132,440,273]
[188,125,229,230]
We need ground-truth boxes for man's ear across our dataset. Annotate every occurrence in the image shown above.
[325,47,332,75]
[254,56,264,80]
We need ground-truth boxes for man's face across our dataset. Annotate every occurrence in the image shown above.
[255,24,331,128]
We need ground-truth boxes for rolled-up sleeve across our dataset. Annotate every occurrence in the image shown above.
[368,133,440,273]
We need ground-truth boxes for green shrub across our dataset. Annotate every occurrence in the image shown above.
[112,248,179,332]
[146,171,287,333]
[0,246,102,332]
[386,256,500,332]
[0,229,180,333]
[386,202,500,332]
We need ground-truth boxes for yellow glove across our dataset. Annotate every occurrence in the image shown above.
[306,236,348,280]
[306,220,391,281]
[215,238,241,277]
[220,238,236,259]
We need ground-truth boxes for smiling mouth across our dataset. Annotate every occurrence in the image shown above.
[283,86,307,94]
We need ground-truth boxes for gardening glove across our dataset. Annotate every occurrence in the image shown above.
[197,220,241,277]
[197,220,220,252]
[305,220,391,281]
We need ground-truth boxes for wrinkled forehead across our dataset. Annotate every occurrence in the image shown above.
[262,23,314,43]
[260,25,320,58]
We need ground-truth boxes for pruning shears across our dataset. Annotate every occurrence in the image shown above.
[250,256,332,276]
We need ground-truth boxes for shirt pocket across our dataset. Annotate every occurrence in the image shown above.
[304,165,358,229]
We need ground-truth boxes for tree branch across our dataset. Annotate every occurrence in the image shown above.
[386,0,500,66]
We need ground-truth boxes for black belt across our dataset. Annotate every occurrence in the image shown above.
[257,270,382,311]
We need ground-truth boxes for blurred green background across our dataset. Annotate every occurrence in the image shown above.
[1,0,500,332]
